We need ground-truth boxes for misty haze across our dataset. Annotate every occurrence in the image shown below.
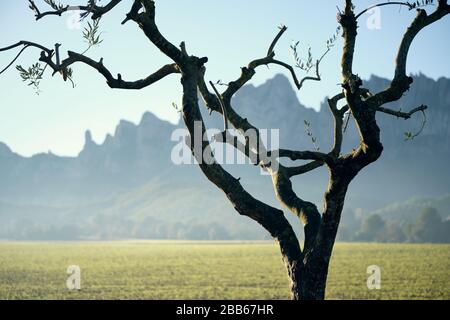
[1,73,449,243]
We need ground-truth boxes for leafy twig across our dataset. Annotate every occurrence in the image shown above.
[404,110,427,141]
[16,63,45,94]
[290,26,341,74]
[304,120,320,151]
[82,18,104,55]
[43,0,65,11]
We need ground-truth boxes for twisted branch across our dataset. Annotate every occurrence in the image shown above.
[376,104,428,119]
[28,0,123,20]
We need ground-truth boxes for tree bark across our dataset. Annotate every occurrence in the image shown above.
[288,169,352,300]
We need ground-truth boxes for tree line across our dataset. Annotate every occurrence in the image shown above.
[338,207,450,243]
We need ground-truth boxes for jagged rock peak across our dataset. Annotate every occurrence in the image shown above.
[84,130,94,145]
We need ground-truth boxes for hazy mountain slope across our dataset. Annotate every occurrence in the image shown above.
[371,193,450,222]
[0,111,176,205]
[0,73,449,240]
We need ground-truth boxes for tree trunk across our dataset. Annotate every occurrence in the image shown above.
[286,249,332,300]
[289,263,328,300]
[287,177,349,300]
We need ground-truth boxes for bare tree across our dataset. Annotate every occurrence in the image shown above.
[1,0,449,300]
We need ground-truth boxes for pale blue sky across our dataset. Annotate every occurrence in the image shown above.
[1,0,449,156]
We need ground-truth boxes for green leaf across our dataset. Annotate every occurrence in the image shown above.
[82,18,104,53]
[16,63,45,94]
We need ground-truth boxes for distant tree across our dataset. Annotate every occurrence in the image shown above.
[182,224,210,240]
[337,208,362,241]
[132,216,159,238]
[443,220,450,243]
[336,225,352,241]
[1,0,449,300]
[403,222,416,242]
[412,207,446,243]
[383,221,407,243]
[355,214,386,241]
[207,223,231,240]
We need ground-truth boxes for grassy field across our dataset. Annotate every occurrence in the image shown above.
[0,241,449,300]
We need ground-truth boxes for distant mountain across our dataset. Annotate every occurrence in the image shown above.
[371,194,450,223]
[206,73,450,205]
[0,111,177,205]
[0,73,449,240]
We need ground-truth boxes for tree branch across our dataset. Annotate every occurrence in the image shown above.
[267,25,288,56]
[285,161,324,178]
[39,50,180,89]
[355,2,415,20]
[0,41,53,55]
[0,45,31,75]
[277,149,332,163]
[29,0,123,21]
[376,104,428,119]
[121,0,142,25]
[223,26,295,101]
[327,92,347,157]
[209,81,229,131]
[212,131,260,165]
[340,0,358,82]
[222,25,331,100]
[368,1,450,106]
[272,169,322,253]
[127,0,187,65]
[270,55,327,91]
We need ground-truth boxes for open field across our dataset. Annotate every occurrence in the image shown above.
[0,241,449,300]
